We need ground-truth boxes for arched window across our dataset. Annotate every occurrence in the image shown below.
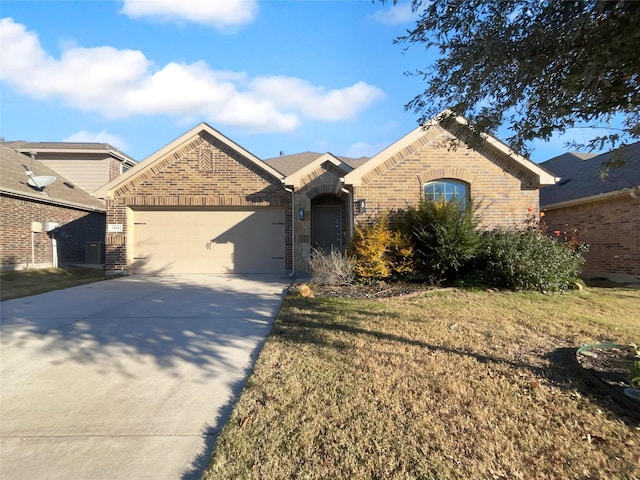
[424,179,468,207]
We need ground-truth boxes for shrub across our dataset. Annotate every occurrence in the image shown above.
[308,247,355,286]
[387,230,415,279]
[395,198,481,281]
[476,229,587,292]
[349,214,414,284]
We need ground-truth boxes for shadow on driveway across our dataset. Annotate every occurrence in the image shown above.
[0,274,291,480]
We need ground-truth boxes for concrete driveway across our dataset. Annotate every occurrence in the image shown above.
[0,274,291,480]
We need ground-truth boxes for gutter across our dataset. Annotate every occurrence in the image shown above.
[541,188,635,211]
[0,188,106,213]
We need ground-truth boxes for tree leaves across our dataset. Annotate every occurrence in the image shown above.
[390,0,640,156]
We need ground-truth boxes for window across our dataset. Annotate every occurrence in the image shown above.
[424,179,468,207]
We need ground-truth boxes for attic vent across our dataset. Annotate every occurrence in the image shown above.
[558,178,571,186]
[197,145,214,173]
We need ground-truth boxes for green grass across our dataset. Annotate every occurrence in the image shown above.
[0,267,117,301]
[205,287,640,480]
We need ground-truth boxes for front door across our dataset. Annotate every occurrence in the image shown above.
[311,205,342,253]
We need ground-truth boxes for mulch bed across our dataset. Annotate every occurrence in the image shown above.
[578,345,639,389]
[576,344,640,412]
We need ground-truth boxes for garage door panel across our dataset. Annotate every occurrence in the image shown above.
[133,209,285,274]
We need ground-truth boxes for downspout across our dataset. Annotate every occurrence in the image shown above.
[31,231,35,269]
[340,177,353,239]
[51,234,58,268]
[284,186,295,277]
[342,187,353,239]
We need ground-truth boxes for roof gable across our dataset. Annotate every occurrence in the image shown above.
[540,142,640,207]
[95,123,284,199]
[343,111,558,187]
[282,153,357,188]
[265,152,369,180]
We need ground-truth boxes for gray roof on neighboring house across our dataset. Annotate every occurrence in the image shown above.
[540,142,640,207]
[264,151,369,176]
[18,142,137,165]
[0,143,106,211]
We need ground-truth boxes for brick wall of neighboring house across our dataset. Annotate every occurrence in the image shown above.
[105,132,289,273]
[352,128,540,229]
[0,194,105,270]
[108,157,123,182]
[542,194,640,281]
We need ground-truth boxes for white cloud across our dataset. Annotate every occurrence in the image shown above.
[120,0,258,31]
[62,130,129,151]
[369,2,419,26]
[0,18,383,133]
[250,76,384,121]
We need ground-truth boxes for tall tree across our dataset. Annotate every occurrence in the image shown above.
[390,0,640,156]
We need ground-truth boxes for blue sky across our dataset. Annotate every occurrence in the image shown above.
[0,0,601,163]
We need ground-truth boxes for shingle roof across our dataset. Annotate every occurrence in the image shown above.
[264,151,369,176]
[540,142,640,207]
[265,152,324,176]
[0,143,105,211]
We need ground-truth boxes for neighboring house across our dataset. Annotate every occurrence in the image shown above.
[16,142,137,195]
[95,113,557,275]
[541,143,640,283]
[0,142,106,271]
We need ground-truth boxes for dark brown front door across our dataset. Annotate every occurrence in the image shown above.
[311,205,342,252]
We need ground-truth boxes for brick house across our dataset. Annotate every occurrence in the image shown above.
[541,142,640,283]
[0,143,106,270]
[96,113,557,275]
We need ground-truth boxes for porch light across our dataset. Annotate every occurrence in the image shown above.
[356,199,366,213]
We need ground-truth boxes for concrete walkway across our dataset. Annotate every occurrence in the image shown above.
[0,274,291,480]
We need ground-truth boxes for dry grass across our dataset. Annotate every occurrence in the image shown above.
[205,287,640,480]
[0,267,115,301]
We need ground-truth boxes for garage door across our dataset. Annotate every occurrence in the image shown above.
[132,208,285,274]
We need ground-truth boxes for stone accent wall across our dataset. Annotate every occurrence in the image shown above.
[352,126,540,229]
[292,162,349,272]
[0,194,105,270]
[543,194,639,281]
[105,132,289,273]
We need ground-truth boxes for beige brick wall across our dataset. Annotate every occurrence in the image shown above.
[352,129,540,229]
[543,194,640,281]
[0,194,105,270]
[105,132,290,273]
[288,130,544,273]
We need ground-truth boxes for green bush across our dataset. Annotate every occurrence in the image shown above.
[476,229,587,292]
[349,214,414,284]
[309,247,355,286]
[394,198,481,281]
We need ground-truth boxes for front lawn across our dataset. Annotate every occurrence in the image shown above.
[205,287,639,479]
[0,267,116,301]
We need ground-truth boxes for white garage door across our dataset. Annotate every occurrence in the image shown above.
[132,208,286,274]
